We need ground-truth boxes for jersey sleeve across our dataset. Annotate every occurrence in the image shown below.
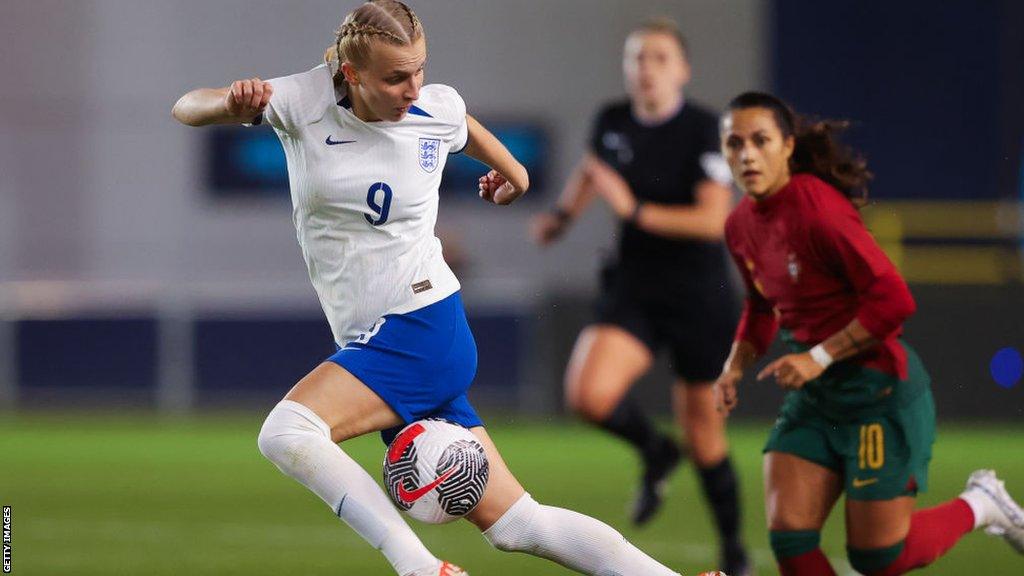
[725,215,779,355]
[260,65,331,134]
[422,84,468,153]
[449,90,468,153]
[808,186,916,339]
[260,75,294,132]
[693,113,732,186]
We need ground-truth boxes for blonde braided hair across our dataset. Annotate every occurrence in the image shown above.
[324,0,423,80]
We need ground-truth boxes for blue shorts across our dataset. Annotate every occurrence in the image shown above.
[327,291,483,445]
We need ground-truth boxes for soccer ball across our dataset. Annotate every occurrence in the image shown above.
[382,419,490,524]
[696,572,728,576]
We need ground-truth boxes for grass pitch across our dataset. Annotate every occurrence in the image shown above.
[2,412,1021,575]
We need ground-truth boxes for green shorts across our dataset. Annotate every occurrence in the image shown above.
[764,355,936,501]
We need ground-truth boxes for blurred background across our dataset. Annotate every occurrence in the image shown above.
[1,1,1022,575]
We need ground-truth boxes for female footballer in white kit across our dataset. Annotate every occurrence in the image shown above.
[172,2,685,575]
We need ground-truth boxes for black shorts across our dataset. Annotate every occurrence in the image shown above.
[595,271,739,383]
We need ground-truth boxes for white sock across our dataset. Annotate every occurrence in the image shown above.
[960,492,988,529]
[258,400,439,576]
[482,493,681,576]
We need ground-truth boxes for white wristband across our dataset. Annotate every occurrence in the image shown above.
[809,344,833,369]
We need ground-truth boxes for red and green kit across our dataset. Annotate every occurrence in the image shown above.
[725,173,935,500]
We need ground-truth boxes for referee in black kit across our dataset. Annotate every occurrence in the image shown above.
[531,18,750,576]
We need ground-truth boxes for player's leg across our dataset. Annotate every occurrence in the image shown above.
[765,452,843,575]
[839,394,938,576]
[465,426,682,576]
[845,491,995,576]
[565,324,652,421]
[284,361,404,442]
[846,478,1024,576]
[674,382,727,467]
[564,324,681,524]
[843,496,919,575]
[258,362,446,576]
[674,381,749,574]
[842,390,1024,575]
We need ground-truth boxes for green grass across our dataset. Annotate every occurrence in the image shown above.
[1,412,1022,575]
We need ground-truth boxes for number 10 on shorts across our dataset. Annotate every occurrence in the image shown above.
[858,423,885,470]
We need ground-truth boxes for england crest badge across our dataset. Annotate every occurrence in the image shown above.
[418,137,441,173]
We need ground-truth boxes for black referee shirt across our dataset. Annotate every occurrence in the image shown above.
[589,100,733,302]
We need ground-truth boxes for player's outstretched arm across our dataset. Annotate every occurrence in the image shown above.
[529,154,599,246]
[464,114,529,205]
[586,155,732,241]
[634,179,733,241]
[172,78,273,127]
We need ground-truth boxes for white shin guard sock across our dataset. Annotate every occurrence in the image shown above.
[257,400,438,576]
[483,493,681,576]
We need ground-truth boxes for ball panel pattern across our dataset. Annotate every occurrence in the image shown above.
[435,439,489,516]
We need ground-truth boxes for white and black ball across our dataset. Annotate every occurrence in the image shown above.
[382,419,490,524]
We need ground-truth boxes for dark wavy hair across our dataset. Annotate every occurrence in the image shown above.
[726,92,873,204]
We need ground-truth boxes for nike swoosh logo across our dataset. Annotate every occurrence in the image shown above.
[388,423,426,464]
[852,477,879,488]
[325,135,356,145]
[397,466,458,504]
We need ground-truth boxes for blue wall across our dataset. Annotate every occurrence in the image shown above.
[772,0,1016,200]
[19,319,158,391]
[16,312,525,406]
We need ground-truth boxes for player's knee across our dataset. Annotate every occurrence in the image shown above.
[257,400,329,470]
[482,493,540,552]
[257,411,293,464]
[769,530,821,562]
[566,386,614,422]
[847,542,905,576]
[766,495,823,533]
[684,424,727,467]
[690,444,727,468]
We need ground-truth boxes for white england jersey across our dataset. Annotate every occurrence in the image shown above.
[261,64,466,346]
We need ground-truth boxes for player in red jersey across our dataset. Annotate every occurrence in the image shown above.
[715,91,1024,575]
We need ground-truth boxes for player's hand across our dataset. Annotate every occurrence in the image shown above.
[584,157,636,219]
[714,368,743,415]
[757,352,824,390]
[479,170,524,205]
[530,212,569,246]
[225,78,273,120]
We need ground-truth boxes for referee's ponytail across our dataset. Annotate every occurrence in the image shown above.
[726,92,873,205]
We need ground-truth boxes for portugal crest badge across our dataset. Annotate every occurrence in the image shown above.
[787,252,800,283]
[418,137,441,173]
